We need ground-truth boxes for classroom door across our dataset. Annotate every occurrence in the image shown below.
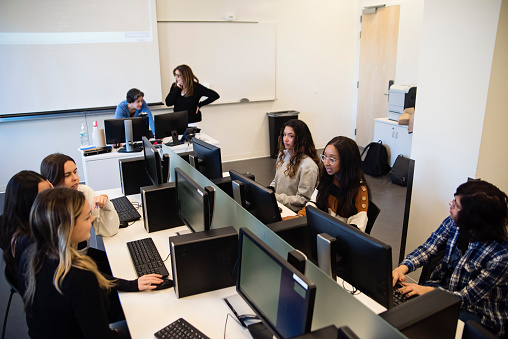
[355,5,400,148]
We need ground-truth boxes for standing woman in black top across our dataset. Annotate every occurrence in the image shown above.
[165,64,220,124]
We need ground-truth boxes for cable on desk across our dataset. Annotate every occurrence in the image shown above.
[224,313,234,339]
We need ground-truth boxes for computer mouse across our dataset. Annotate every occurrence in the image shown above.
[153,277,174,290]
[119,221,129,228]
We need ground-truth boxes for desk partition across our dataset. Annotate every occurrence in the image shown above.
[162,145,406,338]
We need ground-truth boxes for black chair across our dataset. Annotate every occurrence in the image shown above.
[365,200,380,235]
[462,320,498,339]
[2,269,19,339]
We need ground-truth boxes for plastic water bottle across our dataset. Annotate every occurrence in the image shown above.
[80,123,89,147]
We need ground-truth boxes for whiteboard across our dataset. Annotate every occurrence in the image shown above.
[158,22,276,104]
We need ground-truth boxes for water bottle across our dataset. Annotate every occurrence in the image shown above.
[80,123,89,147]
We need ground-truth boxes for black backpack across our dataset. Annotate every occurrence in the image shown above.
[360,140,391,177]
[389,154,410,186]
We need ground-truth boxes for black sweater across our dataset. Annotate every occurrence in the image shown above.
[20,258,119,339]
[165,82,220,123]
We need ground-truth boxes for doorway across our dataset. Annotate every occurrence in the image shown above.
[355,5,400,148]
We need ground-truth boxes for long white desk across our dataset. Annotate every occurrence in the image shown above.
[81,133,219,191]
[101,188,294,339]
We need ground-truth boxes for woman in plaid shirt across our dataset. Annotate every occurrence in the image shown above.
[392,180,508,336]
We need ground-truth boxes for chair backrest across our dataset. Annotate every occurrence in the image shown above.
[365,200,380,235]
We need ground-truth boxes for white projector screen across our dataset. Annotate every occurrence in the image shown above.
[0,0,162,116]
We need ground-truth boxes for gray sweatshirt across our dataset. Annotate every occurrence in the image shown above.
[270,150,319,212]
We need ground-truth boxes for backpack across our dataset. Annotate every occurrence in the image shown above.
[389,154,410,186]
[360,140,391,177]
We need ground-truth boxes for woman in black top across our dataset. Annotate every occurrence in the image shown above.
[0,171,52,286]
[165,64,219,124]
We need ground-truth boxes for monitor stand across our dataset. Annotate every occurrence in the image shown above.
[165,130,183,146]
[247,322,274,339]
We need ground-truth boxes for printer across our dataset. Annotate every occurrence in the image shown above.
[388,84,417,121]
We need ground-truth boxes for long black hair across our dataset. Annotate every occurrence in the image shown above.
[455,180,508,243]
[40,153,75,187]
[316,136,369,217]
[276,119,320,178]
[1,170,46,279]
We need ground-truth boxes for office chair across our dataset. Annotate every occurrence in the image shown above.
[462,320,498,339]
[364,200,380,235]
[2,268,19,339]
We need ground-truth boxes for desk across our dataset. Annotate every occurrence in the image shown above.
[102,188,251,338]
[81,133,219,191]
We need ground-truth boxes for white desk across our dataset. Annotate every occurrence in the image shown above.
[81,133,219,191]
[101,189,251,339]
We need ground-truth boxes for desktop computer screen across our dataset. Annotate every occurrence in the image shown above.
[142,136,163,185]
[153,110,188,145]
[305,205,394,309]
[174,167,214,233]
[229,170,282,225]
[191,138,223,180]
[104,117,149,145]
[237,227,316,339]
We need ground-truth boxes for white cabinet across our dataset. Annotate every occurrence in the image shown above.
[373,118,412,167]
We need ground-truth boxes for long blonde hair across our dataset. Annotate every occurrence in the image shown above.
[23,188,115,309]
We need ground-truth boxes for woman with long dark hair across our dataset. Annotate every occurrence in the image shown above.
[269,119,319,212]
[0,171,52,284]
[294,136,370,232]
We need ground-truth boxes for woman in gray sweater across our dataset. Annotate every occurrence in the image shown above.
[269,119,320,212]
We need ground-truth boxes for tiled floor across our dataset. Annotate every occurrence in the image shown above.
[0,153,407,338]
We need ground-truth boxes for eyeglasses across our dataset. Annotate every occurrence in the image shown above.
[320,154,337,165]
[449,198,461,210]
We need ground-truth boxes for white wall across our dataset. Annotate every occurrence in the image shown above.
[405,0,502,262]
[476,0,508,194]
[1,0,361,190]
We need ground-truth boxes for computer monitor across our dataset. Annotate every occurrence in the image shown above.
[190,138,223,180]
[228,170,282,224]
[142,136,163,185]
[174,167,214,233]
[305,205,394,309]
[153,110,188,145]
[237,227,316,339]
[104,117,149,145]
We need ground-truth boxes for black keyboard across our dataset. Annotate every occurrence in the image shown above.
[155,318,210,339]
[126,237,169,277]
[111,196,141,223]
[393,283,417,306]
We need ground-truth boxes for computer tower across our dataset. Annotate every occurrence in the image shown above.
[140,182,184,233]
[170,227,238,298]
[119,157,152,196]
[379,289,461,339]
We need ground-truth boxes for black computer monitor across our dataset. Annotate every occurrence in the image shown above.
[174,167,214,233]
[305,205,394,309]
[237,227,316,339]
[153,110,188,145]
[142,136,163,185]
[228,170,282,224]
[104,117,149,145]
[191,138,223,180]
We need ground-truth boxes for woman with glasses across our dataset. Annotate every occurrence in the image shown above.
[165,64,220,124]
[290,136,370,232]
[269,119,320,212]
[392,180,508,337]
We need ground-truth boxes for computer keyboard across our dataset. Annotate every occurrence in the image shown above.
[126,237,169,277]
[393,282,417,306]
[111,196,141,223]
[154,318,210,339]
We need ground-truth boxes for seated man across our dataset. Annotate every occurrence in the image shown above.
[392,180,508,337]
[115,88,155,135]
